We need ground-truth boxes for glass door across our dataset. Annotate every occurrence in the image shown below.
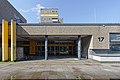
[59,46,69,55]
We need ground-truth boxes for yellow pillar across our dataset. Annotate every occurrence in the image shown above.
[11,20,16,62]
[2,20,8,61]
[29,40,36,55]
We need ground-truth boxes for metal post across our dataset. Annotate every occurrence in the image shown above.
[45,36,48,60]
[54,46,56,56]
[78,35,81,60]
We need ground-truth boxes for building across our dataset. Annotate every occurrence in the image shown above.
[0,0,120,62]
[0,0,27,23]
[41,8,63,23]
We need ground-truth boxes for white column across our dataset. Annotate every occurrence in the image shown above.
[45,36,48,60]
[78,35,81,60]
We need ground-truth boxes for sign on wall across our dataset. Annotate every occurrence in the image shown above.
[98,37,104,42]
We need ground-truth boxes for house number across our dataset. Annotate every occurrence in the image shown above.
[98,37,104,42]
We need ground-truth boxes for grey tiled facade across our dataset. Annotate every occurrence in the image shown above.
[0,0,26,23]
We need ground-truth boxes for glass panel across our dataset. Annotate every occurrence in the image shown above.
[59,46,69,55]
[110,33,120,53]
[110,33,120,42]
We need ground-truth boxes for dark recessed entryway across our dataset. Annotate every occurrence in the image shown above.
[17,35,91,61]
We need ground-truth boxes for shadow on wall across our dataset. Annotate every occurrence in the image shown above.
[81,35,92,58]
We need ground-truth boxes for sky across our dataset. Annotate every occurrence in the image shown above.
[8,0,120,23]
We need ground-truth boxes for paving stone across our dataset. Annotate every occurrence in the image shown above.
[0,59,120,79]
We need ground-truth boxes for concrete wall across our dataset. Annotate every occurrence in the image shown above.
[16,47,24,60]
[88,49,109,59]
[16,24,113,50]
[0,0,26,23]
[17,25,46,36]
[8,47,24,60]
[1,23,120,59]
[81,36,92,58]
[89,54,120,62]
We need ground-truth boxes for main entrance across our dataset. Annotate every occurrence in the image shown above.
[36,40,77,57]
[17,35,91,60]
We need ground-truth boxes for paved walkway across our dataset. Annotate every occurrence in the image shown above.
[0,59,120,79]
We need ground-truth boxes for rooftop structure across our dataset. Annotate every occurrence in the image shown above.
[40,8,63,24]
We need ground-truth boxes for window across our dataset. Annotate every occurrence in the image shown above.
[52,10,55,13]
[110,33,120,51]
[49,18,51,20]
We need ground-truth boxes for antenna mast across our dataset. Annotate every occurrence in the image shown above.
[94,8,96,23]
